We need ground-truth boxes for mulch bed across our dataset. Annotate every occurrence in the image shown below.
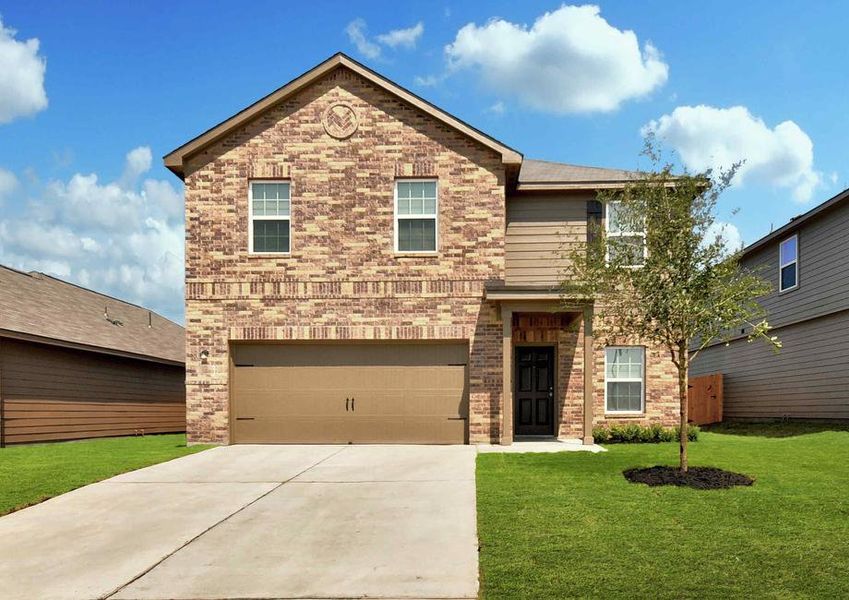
[623,466,754,490]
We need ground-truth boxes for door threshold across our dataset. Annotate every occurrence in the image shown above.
[514,435,558,442]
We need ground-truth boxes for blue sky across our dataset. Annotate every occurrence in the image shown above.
[1,1,847,322]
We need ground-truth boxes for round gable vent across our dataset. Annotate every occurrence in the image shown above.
[322,102,358,139]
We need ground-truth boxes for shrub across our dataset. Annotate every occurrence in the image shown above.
[593,423,699,444]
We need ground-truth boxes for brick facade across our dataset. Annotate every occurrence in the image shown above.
[181,64,679,445]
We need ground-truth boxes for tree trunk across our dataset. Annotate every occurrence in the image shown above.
[678,343,689,473]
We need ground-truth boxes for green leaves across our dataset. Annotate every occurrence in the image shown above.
[566,141,780,364]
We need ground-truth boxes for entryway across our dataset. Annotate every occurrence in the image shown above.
[514,346,555,436]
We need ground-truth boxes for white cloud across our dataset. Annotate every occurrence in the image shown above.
[347,19,427,59]
[377,22,424,49]
[643,105,822,202]
[0,167,18,201]
[413,74,442,87]
[0,17,48,124]
[487,101,506,115]
[444,4,668,113]
[706,221,743,255]
[0,147,185,321]
[121,146,152,187]
[346,18,381,59]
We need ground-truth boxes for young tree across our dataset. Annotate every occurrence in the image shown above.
[566,142,780,472]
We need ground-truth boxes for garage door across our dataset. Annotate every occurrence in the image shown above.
[231,343,469,444]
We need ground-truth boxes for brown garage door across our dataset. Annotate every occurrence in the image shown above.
[231,342,469,444]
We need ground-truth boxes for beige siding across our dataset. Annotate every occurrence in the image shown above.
[691,309,849,420]
[505,192,589,285]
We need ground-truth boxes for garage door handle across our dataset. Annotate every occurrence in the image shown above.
[346,398,350,412]
[351,397,355,411]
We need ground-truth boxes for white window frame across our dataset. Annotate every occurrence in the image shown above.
[779,234,798,292]
[394,179,438,255]
[604,346,646,414]
[605,200,647,267]
[249,180,291,255]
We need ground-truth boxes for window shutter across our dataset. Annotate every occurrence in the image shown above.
[587,200,603,244]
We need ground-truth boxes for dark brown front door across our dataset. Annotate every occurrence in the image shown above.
[514,347,555,436]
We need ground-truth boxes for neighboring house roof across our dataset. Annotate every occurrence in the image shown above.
[0,265,184,365]
[517,159,639,191]
[740,186,849,257]
[164,52,523,178]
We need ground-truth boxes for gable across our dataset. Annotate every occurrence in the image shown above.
[164,53,521,179]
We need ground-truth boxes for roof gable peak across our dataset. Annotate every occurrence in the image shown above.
[164,52,521,178]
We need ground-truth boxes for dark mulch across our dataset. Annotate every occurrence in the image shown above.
[623,466,754,490]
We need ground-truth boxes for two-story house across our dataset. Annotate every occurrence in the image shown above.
[165,53,678,445]
[691,187,849,421]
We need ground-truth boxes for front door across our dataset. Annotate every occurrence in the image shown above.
[514,347,555,436]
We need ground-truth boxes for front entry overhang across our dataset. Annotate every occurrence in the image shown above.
[485,284,595,446]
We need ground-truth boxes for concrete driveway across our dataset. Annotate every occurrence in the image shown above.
[0,444,478,600]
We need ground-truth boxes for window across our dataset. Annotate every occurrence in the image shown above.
[605,347,645,413]
[779,235,798,292]
[395,180,437,253]
[250,181,290,253]
[606,201,646,266]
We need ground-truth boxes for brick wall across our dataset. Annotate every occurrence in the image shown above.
[183,66,507,444]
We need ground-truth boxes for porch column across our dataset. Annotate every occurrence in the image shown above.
[501,305,513,445]
[582,305,594,445]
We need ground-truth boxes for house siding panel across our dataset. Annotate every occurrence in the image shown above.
[691,199,849,421]
[505,192,589,286]
[743,200,849,328]
[1,338,185,444]
[692,308,849,420]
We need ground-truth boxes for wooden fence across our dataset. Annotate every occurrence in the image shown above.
[688,373,723,425]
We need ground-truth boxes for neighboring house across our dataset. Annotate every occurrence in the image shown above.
[0,266,186,445]
[165,52,678,446]
[691,187,849,421]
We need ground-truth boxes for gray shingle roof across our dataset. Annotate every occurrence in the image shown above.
[519,159,638,186]
[0,265,184,364]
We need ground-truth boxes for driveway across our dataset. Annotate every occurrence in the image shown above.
[0,444,478,600]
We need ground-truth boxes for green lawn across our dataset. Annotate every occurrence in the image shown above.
[0,434,209,516]
[477,423,849,599]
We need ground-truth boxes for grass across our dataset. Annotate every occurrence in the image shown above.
[477,423,849,599]
[0,434,209,516]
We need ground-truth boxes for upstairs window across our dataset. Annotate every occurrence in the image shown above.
[606,201,646,267]
[605,346,645,413]
[395,180,437,253]
[779,235,798,292]
[250,181,290,253]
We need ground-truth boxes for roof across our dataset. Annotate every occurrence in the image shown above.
[740,186,849,257]
[0,265,184,365]
[164,52,523,178]
[517,159,639,191]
